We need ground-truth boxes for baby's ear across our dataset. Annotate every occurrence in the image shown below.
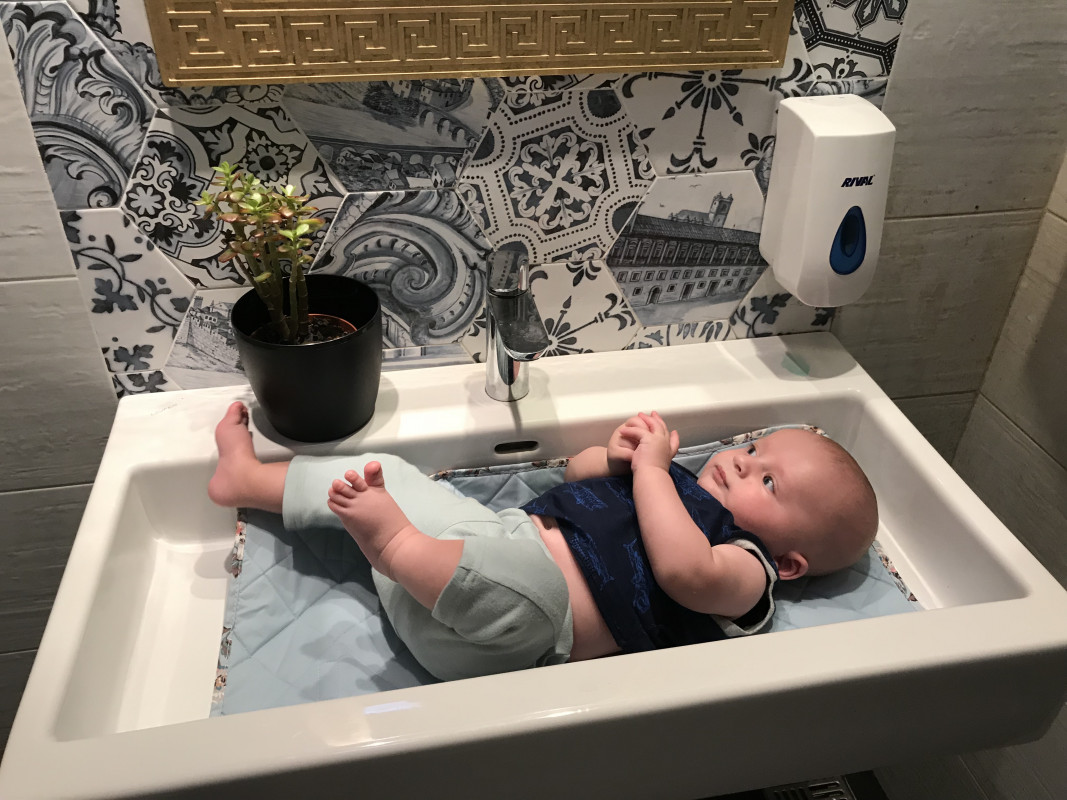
[775,551,809,581]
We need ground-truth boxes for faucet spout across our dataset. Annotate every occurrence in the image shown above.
[484,250,550,401]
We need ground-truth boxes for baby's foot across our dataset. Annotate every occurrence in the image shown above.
[327,462,419,578]
[208,402,259,507]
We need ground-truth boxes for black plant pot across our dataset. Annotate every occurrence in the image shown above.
[231,274,382,442]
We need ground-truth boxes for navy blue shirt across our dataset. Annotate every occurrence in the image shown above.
[522,462,777,653]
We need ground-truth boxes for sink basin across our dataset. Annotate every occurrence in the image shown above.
[2,333,1065,799]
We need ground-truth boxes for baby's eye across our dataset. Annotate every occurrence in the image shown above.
[747,444,756,455]
[763,475,776,493]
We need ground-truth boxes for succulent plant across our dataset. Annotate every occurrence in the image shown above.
[196,162,325,344]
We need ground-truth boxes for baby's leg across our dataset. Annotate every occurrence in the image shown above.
[328,464,463,610]
[208,401,288,512]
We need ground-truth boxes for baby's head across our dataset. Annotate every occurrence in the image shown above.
[697,428,878,580]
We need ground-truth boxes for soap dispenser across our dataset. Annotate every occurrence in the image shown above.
[759,94,896,307]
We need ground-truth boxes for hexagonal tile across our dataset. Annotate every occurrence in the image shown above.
[165,287,249,390]
[728,269,836,338]
[794,0,906,80]
[607,171,768,329]
[311,189,490,348]
[1,1,156,209]
[284,79,503,192]
[531,260,639,356]
[63,208,194,374]
[616,70,780,177]
[122,102,345,288]
[625,320,731,349]
[459,89,653,264]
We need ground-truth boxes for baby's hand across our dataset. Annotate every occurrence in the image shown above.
[606,415,649,474]
[629,411,679,474]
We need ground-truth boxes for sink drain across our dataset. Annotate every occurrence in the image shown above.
[762,777,858,800]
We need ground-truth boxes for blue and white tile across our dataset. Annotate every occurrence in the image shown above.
[1,2,156,210]
[498,74,621,96]
[311,189,490,348]
[122,102,345,287]
[284,80,502,191]
[63,209,194,374]
[625,319,730,349]
[807,77,889,109]
[112,370,177,397]
[165,288,250,389]
[461,89,653,264]
[529,260,639,356]
[66,0,287,109]
[616,70,780,177]
[608,171,768,329]
[793,0,907,80]
[728,270,835,339]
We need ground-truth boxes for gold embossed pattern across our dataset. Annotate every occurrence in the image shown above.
[146,1,793,85]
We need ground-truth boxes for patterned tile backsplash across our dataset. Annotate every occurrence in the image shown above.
[1,0,907,397]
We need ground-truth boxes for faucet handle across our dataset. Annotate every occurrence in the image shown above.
[487,243,530,296]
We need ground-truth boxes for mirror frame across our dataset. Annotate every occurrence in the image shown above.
[145,0,795,86]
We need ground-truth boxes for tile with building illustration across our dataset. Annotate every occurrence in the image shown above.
[459,89,654,264]
[63,209,194,375]
[615,69,780,177]
[608,171,768,330]
[625,319,731,349]
[525,260,639,356]
[728,269,835,339]
[122,102,345,289]
[793,0,906,80]
[112,370,178,397]
[1,2,157,210]
[311,189,490,349]
[165,287,250,390]
[284,80,503,192]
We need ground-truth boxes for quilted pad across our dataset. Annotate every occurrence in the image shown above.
[212,425,919,717]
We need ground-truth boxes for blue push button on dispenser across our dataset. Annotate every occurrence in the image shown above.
[829,205,867,275]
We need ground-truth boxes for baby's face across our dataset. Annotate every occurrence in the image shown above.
[697,429,827,548]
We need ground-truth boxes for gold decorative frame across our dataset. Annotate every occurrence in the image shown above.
[145,1,795,86]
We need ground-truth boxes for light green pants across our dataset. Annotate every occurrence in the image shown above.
[283,453,574,681]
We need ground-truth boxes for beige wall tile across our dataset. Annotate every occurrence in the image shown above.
[982,213,1067,465]
[892,393,975,462]
[833,211,1041,398]
[0,36,79,281]
[0,650,34,758]
[883,0,1067,218]
[1050,148,1067,220]
[0,485,90,653]
[0,279,115,493]
[954,396,1067,587]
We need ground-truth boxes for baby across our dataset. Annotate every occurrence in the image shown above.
[209,402,877,681]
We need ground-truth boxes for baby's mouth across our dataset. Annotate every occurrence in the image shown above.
[715,464,727,487]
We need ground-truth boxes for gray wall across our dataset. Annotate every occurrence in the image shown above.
[874,147,1067,800]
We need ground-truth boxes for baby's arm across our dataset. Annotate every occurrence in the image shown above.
[628,412,766,619]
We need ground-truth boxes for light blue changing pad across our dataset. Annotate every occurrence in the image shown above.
[212,426,919,717]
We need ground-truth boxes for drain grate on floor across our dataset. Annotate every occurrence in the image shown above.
[762,776,859,800]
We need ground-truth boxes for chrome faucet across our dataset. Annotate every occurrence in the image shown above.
[484,247,550,401]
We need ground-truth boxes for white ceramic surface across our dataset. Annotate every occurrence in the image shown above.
[2,333,1066,800]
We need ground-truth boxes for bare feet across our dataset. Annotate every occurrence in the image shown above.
[208,401,288,511]
[327,462,420,580]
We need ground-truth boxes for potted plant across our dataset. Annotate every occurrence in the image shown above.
[197,162,382,442]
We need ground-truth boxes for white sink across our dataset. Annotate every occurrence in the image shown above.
[2,333,1066,799]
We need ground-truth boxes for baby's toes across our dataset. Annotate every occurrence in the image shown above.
[344,469,368,491]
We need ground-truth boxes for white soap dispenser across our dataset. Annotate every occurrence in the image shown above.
[759,94,896,307]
